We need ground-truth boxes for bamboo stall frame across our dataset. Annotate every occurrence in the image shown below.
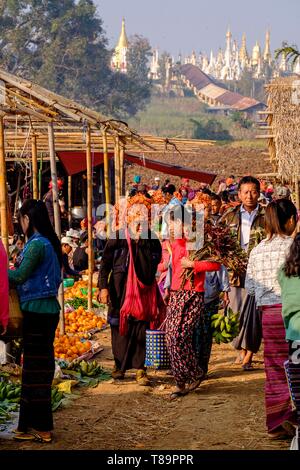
[257,76,300,208]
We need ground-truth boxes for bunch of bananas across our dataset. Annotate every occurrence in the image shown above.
[69,360,104,377]
[0,381,21,403]
[211,309,240,344]
[51,387,65,411]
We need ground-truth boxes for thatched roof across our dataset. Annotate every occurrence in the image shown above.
[260,76,300,180]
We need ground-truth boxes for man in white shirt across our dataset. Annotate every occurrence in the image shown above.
[220,176,265,368]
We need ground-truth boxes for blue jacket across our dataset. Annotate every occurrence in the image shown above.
[17,233,61,303]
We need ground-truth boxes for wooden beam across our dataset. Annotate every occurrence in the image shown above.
[31,135,38,199]
[114,135,121,204]
[102,129,110,232]
[48,121,64,335]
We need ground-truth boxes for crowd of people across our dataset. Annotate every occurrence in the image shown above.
[0,171,299,444]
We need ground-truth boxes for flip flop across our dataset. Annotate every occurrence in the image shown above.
[242,363,254,371]
[13,433,36,441]
[14,431,52,443]
[169,389,189,400]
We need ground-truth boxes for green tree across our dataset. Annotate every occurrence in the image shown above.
[0,0,151,118]
[158,51,171,86]
[275,41,300,65]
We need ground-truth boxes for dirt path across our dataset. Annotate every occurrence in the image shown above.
[0,329,290,451]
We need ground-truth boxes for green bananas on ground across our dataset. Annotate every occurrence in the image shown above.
[0,381,21,403]
[51,386,65,411]
[211,309,240,344]
[69,360,104,377]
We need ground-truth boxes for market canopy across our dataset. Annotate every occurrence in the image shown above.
[57,151,217,184]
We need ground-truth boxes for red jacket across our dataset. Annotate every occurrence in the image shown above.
[171,238,220,292]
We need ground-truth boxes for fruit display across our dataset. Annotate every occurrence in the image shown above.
[62,307,106,334]
[64,280,99,300]
[151,190,167,205]
[54,334,92,362]
[211,309,240,344]
[68,359,105,377]
[0,381,21,403]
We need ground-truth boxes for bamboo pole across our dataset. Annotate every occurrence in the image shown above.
[86,124,93,312]
[48,122,64,334]
[13,168,21,220]
[102,129,110,233]
[68,175,72,229]
[38,154,43,199]
[0,115,8,253]
[119,143,124,196]
[31,134,38,199]
[114,135,121,204]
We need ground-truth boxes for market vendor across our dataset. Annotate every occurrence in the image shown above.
[61,236,81,279]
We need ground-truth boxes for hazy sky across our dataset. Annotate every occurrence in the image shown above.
[95,0,300,57]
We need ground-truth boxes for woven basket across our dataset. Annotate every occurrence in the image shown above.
[145,329,170,370]
[6,289,23,337]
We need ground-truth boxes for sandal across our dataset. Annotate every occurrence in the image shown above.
[188,373,205,391]
[14,433,36,441]
[14,431,52,443]
[242,363,254,371]
[169,389,189,400]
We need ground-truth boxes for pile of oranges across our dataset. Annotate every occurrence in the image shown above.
[64,280,99,300]
[64,306,106,334]
[54,335,92,362]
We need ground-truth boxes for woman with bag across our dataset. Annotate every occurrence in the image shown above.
[8,200,62,443]
[165,208,221,399]
[245,199,298,438]
[98,198,163,386]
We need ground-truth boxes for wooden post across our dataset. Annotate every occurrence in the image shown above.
[38,154,43,200]
[119,143,124,196]
[31,134,38,200]
[48,122,64,334]
[48,122,61,237]
[0,115,8,253]
[86,124,93,312]
[68,175,72,229]
[114,135,121,204]
[102,129,110,233]
[13,168,21,220]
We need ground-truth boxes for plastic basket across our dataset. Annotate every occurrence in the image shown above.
[145,329,170,370]
[80,287,97,296]
[63,278,74,288]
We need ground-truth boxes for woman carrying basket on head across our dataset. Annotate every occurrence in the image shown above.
[164,207,220,400]
[98,196,163,386]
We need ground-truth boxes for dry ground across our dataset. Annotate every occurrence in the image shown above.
[0,328,290,451]
[126,143,273,191]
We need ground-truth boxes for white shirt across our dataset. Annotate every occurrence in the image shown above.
[240,205,259,250]
[245,235,293,306]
